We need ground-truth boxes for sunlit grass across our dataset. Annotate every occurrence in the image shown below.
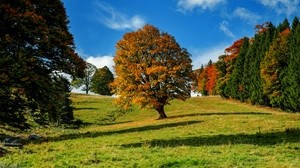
[1,94,300,167]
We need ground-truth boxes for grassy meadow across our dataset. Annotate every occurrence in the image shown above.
[1,94,300,167]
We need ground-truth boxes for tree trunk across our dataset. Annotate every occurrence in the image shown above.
[155,105,167,119]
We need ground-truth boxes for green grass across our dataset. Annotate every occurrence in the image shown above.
[1,94,300,167]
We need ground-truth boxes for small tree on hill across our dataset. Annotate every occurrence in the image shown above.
[91,66,114,95]
[111,25,193,119]
[72,62,97,94]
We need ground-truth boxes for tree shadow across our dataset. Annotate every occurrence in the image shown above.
[74,107,99,111]
[120,128,300,148]
[39,120,202,144]
[168,112,271,119]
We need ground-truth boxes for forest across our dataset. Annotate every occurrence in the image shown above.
[196,17,300,112]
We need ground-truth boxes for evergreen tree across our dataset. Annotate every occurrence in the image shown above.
[247,22,276,105]
[215,55,227,97]
[260,28,290,107]
[226,37,250,101]
[291,17,300,32]
[281,24,300,111]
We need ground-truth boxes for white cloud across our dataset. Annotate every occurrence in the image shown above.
[219,21,235,38]
[191,44,228,69]
[233,7,261,24]
[76,49,115,72]
[177,0,226,12]
[258,0,300,16]
[94,2,146,30]
[86,56,114,72]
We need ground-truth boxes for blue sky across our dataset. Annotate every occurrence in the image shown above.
[62,0,300,71]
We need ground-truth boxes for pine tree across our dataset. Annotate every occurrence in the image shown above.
[247,22,276,105]
[260,28,290,107]
[281,24,300,111]
[226,37,250,101]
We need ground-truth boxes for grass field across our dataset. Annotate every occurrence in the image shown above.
[1,94,300,167]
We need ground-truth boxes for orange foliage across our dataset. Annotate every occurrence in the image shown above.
[255,22,270,34]
[205,64,218,95]
[224,38,244,63]
[112,25,193,116]
[280,28,291,36]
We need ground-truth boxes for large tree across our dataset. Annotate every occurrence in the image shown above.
[91,66,114,95]
[0,0,85,128]
[112,25,193,119]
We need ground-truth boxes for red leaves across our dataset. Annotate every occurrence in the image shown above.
[224,38,244,63]
[197,63,218,95]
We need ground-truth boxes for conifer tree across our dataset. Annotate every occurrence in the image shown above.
[281,23,300,111]
[226,37,250,101]
[260,28,290,107]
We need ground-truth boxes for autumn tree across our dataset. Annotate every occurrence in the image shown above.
[0,0,85,128]
[111,25,193,119]
[260,28,290,107]
[72,62,97,94]
[91,66,114,95]
[197,64,208,96]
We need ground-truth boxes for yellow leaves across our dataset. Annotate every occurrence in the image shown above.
[112,24,193,111]
[146,66,166,75]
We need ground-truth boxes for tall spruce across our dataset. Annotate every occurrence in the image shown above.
[281,20,300,111]
[226,37,250,101]
[248,22,275,104]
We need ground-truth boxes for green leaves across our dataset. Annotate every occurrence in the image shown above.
[91,66,114,96]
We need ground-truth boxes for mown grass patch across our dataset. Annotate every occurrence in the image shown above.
[1,94,300,167]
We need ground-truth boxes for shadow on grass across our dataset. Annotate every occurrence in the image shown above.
[40,120,201,143]
[168,112,271,119]
[74,107,99,111]
[121,128,300,147]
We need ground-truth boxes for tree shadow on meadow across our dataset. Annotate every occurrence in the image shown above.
[74,107,99,111]
[120,128,300,148]
[40,120,202,143]
[167,112,272,119]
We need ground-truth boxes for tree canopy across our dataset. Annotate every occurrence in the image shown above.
[111,25,193,119]
[0,0,85,128]
[91,66,114,96]
[72,62,97,94]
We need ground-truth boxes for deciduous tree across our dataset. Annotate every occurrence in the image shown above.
[111,25,193,119]
[91,66,114,95]
[72,62,97,94]
[0,0,85,128]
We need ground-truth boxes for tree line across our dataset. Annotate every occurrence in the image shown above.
[196,17,300,112]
